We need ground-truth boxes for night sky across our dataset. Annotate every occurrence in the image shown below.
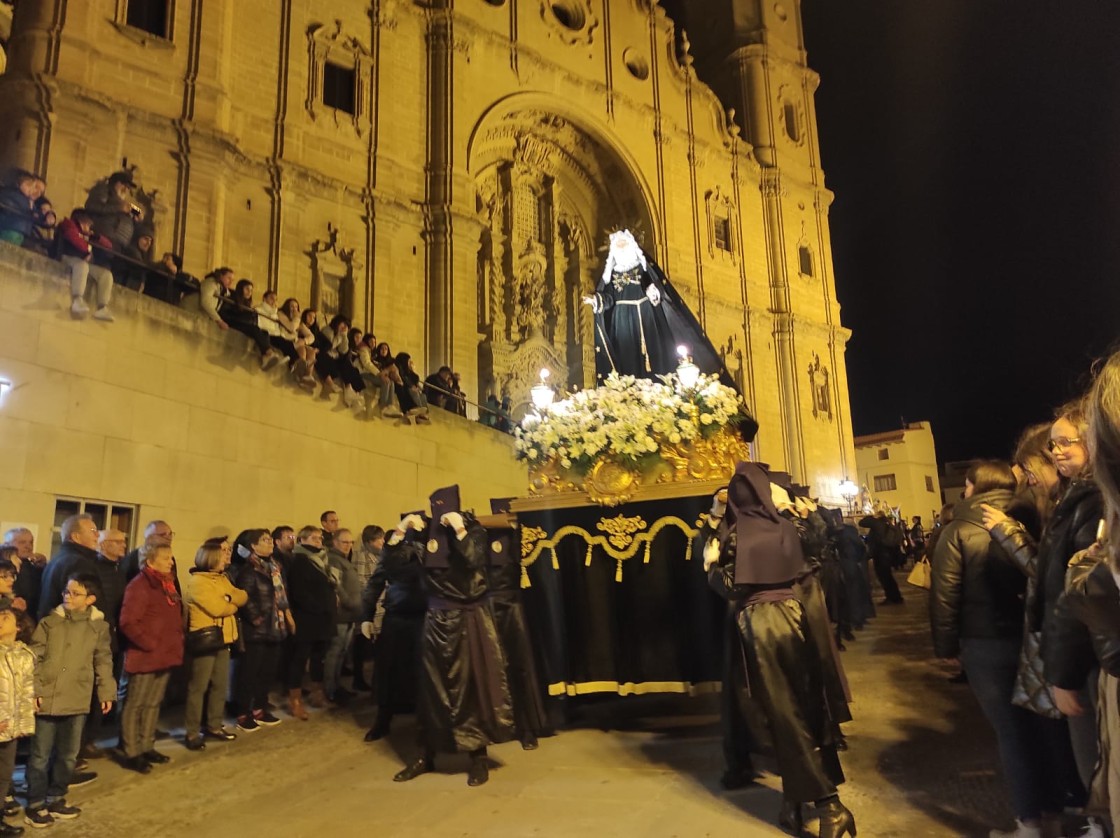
[800,2,1120,463]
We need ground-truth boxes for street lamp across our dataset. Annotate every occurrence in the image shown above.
[530,368,554,411]
[675,345,700,390]
[838,479,858,515]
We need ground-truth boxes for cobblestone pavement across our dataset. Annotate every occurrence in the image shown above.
[32,577,1013,837]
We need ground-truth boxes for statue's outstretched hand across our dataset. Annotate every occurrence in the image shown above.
[645,284,661,306]
[582,294,600,313]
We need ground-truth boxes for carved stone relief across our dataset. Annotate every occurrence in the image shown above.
[807,351,833,422]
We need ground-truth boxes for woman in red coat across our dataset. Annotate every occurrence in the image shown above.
[118,541,184,774]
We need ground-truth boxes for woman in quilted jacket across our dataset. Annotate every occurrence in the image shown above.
[0,603,34,836]
[983,407,1103,837]
[183,538,247,750]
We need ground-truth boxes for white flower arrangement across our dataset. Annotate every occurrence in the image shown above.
[514,372,747,473]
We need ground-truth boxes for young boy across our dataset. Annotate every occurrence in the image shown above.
[26,573,115,828]
[0,602,35,836]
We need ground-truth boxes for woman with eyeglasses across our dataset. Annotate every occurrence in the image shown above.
[982,403,1102,837]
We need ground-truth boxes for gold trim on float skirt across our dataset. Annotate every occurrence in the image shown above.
[547,680,722,697]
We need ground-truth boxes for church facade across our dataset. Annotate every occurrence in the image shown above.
[0,0,855,499]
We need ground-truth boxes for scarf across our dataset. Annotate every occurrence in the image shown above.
[142,565,180,607]
[250,555,289,637]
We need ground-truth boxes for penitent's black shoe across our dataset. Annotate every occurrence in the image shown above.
[364,723,390,742]
[466,758,489,787]
[817,798,856,838]
[720,769,760,791]
[393,758,433,782]
[778,799,803,835]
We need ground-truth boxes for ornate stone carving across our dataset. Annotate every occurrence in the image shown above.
[807,352,833,422]
[538,0,599,47]
[306,223,357,321]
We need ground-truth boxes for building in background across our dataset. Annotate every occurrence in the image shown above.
[939,460,977,509]
[854,422,942,526]
[0,0,856,500]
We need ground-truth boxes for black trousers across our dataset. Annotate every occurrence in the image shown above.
[233,641,280,716]
[269,335,299,365]
[221,310,270,356]
[285,639,327,689]
[872,551,903,602]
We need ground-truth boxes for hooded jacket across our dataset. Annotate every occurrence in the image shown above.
[0,641,36,741]
[328,548,363,624]
[31,605,116,716]
[929,489,1026,658]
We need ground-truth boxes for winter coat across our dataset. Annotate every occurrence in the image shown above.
[329,549,364,624]
[31,606,116,716]
[989,517,1062,718]
[1057,548,1120,678]
[56,216,111,261]
[285,545,337,641]
[929,490,1026,658]
[186,571,247,646]
[196,276,227,325]
[119,570,185,674]
[1038,480,1104,689]
[0,641,37,741]
[93,555,127,627]
[233,558,287,644]
[38,541,100,620]
[0,186,35,238]
[84,182,135,250]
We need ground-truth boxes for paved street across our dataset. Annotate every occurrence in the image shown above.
[41,578,1009,838]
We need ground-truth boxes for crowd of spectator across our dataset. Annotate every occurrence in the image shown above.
[922,352,1120,838]
[0,166,517,429]
[0,512,409,830]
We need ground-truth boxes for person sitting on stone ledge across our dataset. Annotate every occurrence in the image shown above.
[450,371,466,416]
[56,208,116,322]
[302,308,342,396]
[254,288,301,375]
[276,297,316,386]
[0,171,38,247]
[394,352,431,425]
[423,366,454,412]
[198,266,233,329]
[356,334,401,418]
[114,222,157,292]
[336,326,368,409]
[84,171,140,255]
[146,251,197,305]
[26,192,59,258]
[222,279,281,371]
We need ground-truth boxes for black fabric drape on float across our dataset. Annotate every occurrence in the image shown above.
[517,494,726,696]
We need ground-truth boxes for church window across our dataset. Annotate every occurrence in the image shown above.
[515,184,540,245]
[322,61,357,115]
[878,448,889,461]
[783,102,800,142]
[798,245,813,277]
[873,474,897,492]
[713,217,731,253]
[126,0,171,39]
[925,475,935,493]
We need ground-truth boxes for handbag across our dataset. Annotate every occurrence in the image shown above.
[185,624,226,656]
[906,556,932,589]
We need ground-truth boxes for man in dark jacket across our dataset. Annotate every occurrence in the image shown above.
[283,527,337,717]
[4,527,46,617]
[859,512,904,605]
[38,515,101,619]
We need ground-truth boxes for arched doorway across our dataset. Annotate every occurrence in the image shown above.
[468,102,656,420]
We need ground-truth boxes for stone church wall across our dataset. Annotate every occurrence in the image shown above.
[0,244,526,557]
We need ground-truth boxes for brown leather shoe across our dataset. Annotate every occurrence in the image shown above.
[307,682,327,709]
[287,689,309,720]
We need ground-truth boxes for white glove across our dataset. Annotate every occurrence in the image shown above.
[440,512,466,538]
[645,284,661,306]
[703,538,720,571]
[403,513,425,531]
[582,294,601,313]
[360,621,375,640]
